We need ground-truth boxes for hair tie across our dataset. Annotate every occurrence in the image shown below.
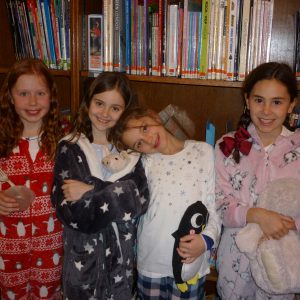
[219,127,252,157]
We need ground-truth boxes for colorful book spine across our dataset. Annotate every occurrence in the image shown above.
[64,0,71,69]
[176,1,184,77]
[50,0,62,68]
[40,0,57,69]
[166,3,179,77]
[125,0,131,74]
[14,1,27,58]
[113,0,126,72]
[131,0,137,74]
[295,10,300,80]
[261,0,273,63]
[181,0,189,78]
[88,14,103,72]
[148,1,153,75]
[206,0,215,79]
[226,0,237,81]
[36,0,50,66]
[144,0,149,75]
[199,0,210,78]
[238,0,251,81]
[20,0,35,58]
[215,0,226,80]
[197,9,202,78]
[58,0,68,70]
[103,0,110,71]
[26,0,42,59]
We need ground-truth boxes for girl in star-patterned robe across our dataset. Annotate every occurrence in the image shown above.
[0,59,65,299]
[51,72,149,300]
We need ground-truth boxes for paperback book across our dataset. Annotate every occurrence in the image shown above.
[88,14,103,72]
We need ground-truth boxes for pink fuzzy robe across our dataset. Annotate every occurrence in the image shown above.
[215,123,300,300]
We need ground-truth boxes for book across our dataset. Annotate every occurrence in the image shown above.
[176,1,184,77]
[260,0,273,64]
[237,0,251,81]
[57,0,68,69]
[19,0,34,58]
[36,0,50,66]
[226,0,238,81]
[199,0,211,79]
[206,0,215,79]
[233,0,243,79]
[40,0,57,69]
[113,0,126,72]
[208,0,219,79]
[149,0,160,76]
[50,0,62,68]
[247,0,257,73]
[161,0,167,76]
[81,14,88,70]
[215,0,226,80]
[103,0,114,71]
[182,0,202,79]
[26,0,42,60]
[144,0,149,75]
[166,2,179,77]
[137,0,145,75]
[64,0,71,69]
[295,10,300,81]
[88,14,103,72]
[130,0,137,75]
[125,0,131,74]
[251,0,262,69]
[13,0,28,58]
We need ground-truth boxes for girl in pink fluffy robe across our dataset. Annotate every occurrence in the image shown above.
[215,62,300,300]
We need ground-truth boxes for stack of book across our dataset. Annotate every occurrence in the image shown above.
[85,0,278,81]
[5,0,71,70]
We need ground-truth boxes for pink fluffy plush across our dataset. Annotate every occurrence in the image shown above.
[235,178,300,294]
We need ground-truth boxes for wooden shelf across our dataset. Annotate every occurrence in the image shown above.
[0,67,70,77]
[80,71,300,89]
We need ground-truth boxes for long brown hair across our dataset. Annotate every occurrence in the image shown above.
[0,58,64,159]
[71,72,138,143]
[232,62,298,163]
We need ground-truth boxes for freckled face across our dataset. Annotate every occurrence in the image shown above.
[121,116,167,154]
[246,79,295,145]
[11,74,51,134]
[88,89,125,138]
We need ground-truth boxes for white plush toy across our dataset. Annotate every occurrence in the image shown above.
[102,150,131,173]
[235,178,300,294]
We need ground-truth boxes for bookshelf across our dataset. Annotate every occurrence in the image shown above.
[0,0,300,141]
[0,0,299,295]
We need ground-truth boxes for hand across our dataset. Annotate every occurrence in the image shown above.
[176,230,206,264]
[248,207,295,240]
[0,190,20,215]
[62,179,94,201]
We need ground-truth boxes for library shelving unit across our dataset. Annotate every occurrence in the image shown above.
[1,0,299,140]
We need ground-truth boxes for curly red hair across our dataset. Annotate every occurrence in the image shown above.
[0,58,64,159]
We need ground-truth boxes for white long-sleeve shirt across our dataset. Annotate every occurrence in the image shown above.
[137,140,221,279]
